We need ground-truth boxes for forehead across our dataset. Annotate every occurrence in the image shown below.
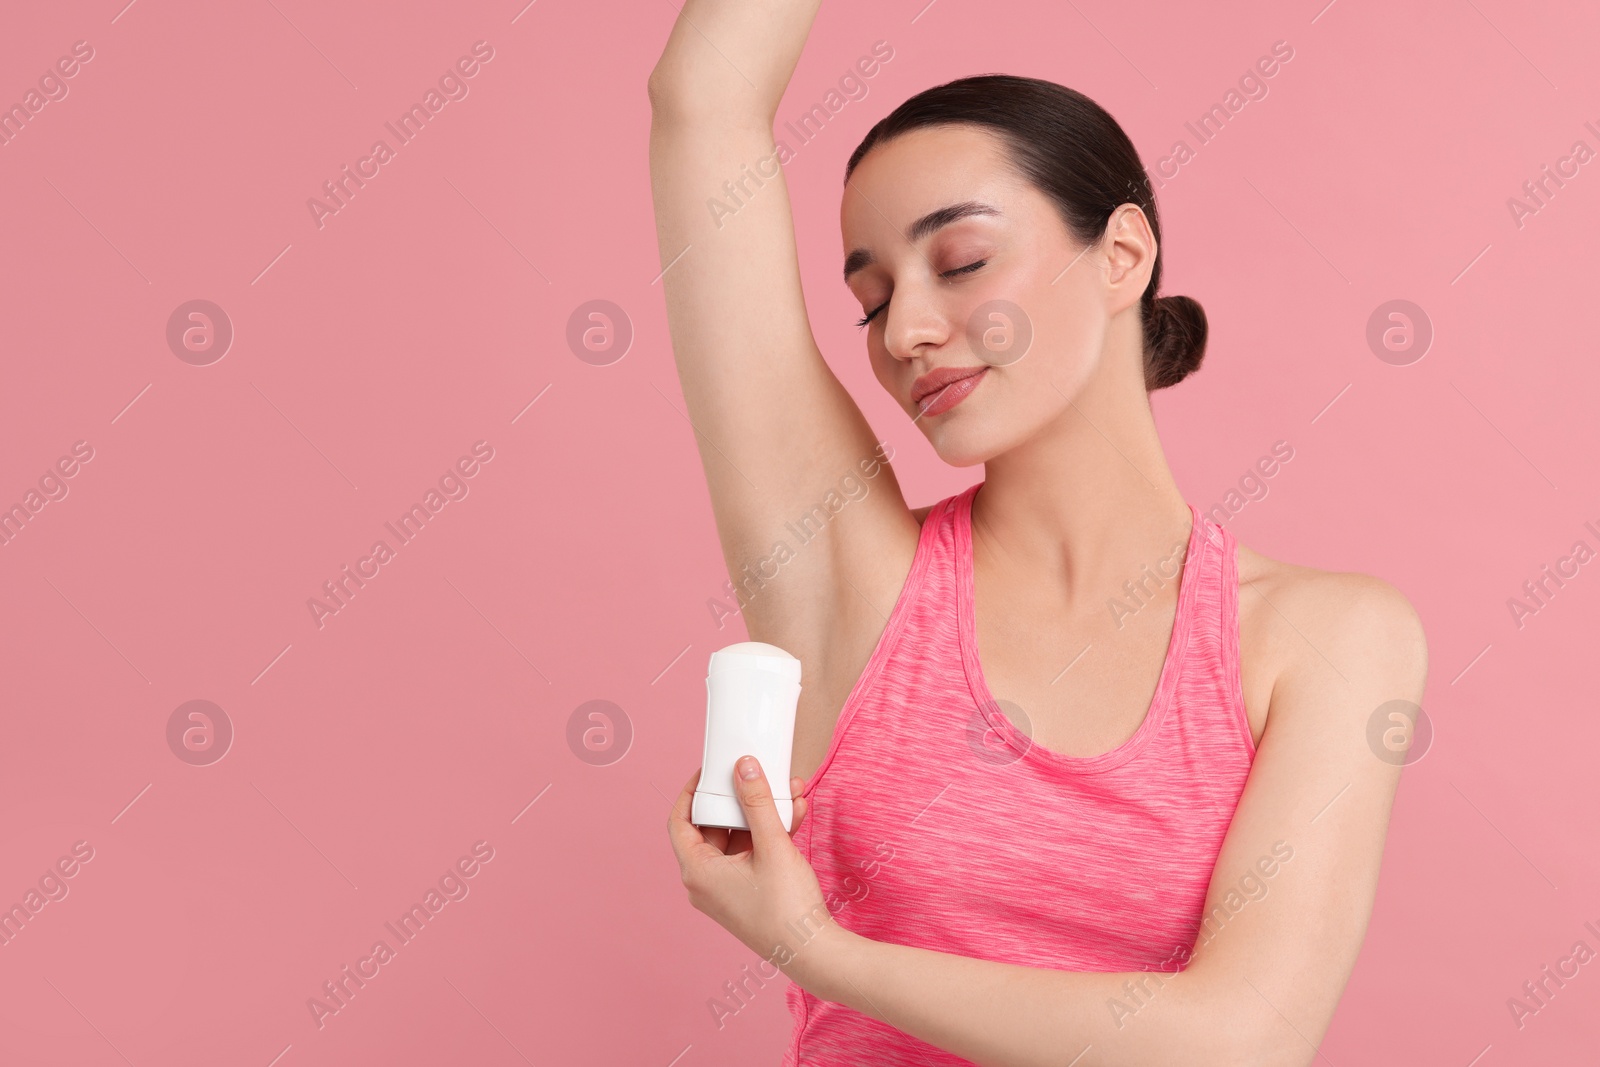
[840,124,1025,242]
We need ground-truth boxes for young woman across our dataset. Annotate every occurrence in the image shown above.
[653,4,1428,1064]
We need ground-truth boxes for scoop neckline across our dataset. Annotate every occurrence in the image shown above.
[953,482,1204,774]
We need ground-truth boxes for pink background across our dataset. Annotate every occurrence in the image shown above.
[1,0,1596,1063]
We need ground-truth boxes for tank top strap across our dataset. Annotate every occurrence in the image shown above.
[1180,506,1256,757]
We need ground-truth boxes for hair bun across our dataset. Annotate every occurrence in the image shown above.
[1143,294,1207,390]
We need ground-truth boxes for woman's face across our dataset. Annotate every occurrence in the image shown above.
[841,124,1150,467]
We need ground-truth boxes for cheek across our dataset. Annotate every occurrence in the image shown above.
[960,256,1066,366]
[1022,285,1103,386]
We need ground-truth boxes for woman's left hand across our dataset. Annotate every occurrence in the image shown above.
[668,756,833,966]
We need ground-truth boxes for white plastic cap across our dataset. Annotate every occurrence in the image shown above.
[707,641,801,683]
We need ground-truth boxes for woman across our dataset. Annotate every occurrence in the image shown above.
[652,3,1428,1065]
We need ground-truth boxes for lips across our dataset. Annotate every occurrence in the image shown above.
[911,364,989,405]
[912,365,989,417]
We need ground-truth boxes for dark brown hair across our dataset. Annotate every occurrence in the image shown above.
[845,74,1207,391]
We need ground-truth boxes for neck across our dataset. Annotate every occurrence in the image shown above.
[972,336,1192,612]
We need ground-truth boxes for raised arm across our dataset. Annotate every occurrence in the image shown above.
[647,0,918,667]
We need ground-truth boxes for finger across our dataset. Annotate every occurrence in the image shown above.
[666,768,722,866]
[732,755,792,856]
[680,765,738,851]
[701,824,732,853]
[668,766,701,820]
[789,776,808,833]
[665,771,700,841]
[667,768,702,825]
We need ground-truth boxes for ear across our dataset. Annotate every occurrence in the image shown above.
[1104,203,1156,314]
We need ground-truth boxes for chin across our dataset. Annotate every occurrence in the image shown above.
[924,386,1061,466]
[921,411,1009,468]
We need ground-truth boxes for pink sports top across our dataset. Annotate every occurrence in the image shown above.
[782,482,1257,1066]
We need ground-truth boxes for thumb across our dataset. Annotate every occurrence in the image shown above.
[734,755,791,850]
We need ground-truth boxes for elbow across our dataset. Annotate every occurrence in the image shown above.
[645,54,684,111]
[646,75,703,127]
[646,61,710,121]
[645,64,676,110]
[645,69,676,117]
[647,65,770,128]
[647,80,751,129]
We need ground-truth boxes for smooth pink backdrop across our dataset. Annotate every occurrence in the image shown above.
[1,0,1596,1064]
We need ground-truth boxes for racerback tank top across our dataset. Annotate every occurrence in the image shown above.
[782,482,1257,1066]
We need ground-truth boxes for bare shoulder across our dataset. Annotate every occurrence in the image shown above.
[1237,541,1426,651]
[1235,538,1429,734]
[910,503,936,525]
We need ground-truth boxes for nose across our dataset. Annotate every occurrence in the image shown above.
[881,282,951,364]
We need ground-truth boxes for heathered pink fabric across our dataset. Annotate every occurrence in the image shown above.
[781,482,1257,1066]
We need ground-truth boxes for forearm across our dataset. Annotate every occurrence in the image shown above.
[789,921,1274,1067]
[647,0,823,121]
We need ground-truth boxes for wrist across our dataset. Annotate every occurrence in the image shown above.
[777,912,872,1006]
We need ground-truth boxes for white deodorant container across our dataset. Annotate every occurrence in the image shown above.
[691,641,802,832]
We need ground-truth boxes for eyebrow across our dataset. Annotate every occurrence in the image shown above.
[843,200,1001,282]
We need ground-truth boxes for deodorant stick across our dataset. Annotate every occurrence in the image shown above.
[691,641,802,832]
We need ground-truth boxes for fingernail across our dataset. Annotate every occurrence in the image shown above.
[738,757,760,780]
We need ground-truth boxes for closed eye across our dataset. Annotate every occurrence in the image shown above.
[855,259,988,329]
